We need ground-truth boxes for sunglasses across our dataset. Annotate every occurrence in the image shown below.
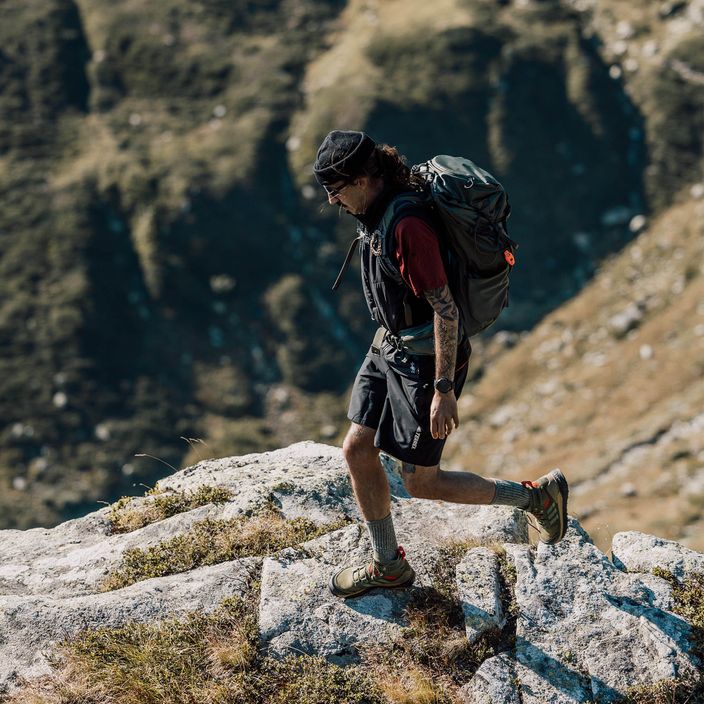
[323,182,350,198]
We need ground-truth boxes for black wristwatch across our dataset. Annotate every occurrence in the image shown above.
[434,377,453,394]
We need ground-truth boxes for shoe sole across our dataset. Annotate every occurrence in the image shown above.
[543,468,569,545]
[328,568,416,599]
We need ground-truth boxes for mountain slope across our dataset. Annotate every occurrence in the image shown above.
[0,0,701,529]
[445,192,704,551]
[1,444,702,702]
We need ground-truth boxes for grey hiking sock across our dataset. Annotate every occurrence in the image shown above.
[491,479,531,509]
[366,513,399,564]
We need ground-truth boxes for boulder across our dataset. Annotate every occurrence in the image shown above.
[462,520,699,703]
[457,547,506,644]
[0,558,259,692]
[612,530,704,579]
[259,500,527,663]
[0,443,359,599]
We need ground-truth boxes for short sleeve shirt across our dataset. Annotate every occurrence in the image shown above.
[394,216,447,297]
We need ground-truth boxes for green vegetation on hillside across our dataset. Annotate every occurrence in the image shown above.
[2,0,701,530]
[0,0,347,529]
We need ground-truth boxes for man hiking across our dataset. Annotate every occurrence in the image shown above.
[313,130,569,598]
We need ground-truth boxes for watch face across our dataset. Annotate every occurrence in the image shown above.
[435,378,453,393]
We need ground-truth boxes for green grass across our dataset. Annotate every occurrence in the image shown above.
[108,485,233,534]
[6,593,386,704]
[102,506,351,590]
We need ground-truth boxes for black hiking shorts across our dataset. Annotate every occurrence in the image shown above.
[348,338,470,467]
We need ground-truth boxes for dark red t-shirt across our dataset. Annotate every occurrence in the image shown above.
[394,216,447,297]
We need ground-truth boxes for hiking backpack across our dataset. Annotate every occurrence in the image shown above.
[412,154,517,337]
[332,154,517,339]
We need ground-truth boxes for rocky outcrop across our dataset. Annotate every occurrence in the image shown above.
[612,531,704,578]
[463,521,698,703]
[258,497,525,665]
[0,442,701,702]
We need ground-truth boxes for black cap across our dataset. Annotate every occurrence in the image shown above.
[313,130,376,186]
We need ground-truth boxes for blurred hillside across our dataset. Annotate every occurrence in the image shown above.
[0,0,701,529]
[445,192,704,552]
[443,0,704,553]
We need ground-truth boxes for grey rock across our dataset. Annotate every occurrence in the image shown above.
[0,443,358,599]
[259,501,527,663]
[629,214,647,233]
[1,443,702,702]
[0,558,259,694]
[456,547,505,644]
[600,205,632,227]
[608,302,644,337]
[612,530,704,579]
[482,519,699,703]
[156,441,361,524]
[460,653,521,703]
[259,536,412,665]
[620,482,638,498]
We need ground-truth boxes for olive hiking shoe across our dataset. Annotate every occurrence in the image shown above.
[522,468,569,544]
[329,546,415,598]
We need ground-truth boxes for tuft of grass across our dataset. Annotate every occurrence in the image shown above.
[270,481,296,494]
[618,568,704,703]
[494,546,519,650]
[620,679,701,704]
[108,485,234,534]
[262,657,386,704]
[102,507,350,591]
[6,591,386,704]
[373,662,452,704]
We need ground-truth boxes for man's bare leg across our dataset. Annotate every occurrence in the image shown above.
[400,462,568,545]
[341,422,403,565]
[330,421,415,596]
[400,463,504,505]
[342,423,390,521]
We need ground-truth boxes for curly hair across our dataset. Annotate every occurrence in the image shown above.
[358,144,426,191]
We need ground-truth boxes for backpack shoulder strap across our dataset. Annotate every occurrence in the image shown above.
[376,190,435,282]
[331,233,363,291]
[330,190,434,292]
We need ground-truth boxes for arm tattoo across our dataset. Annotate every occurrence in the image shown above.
[402,462,416,474]
[425,285,458,380]
[424,285,459,322]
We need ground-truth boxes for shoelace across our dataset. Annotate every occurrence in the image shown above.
[521,481,551,534]
[351,562,378,587]
[521,480,547,516]
[526,515,540,534]
[351,547,407,587]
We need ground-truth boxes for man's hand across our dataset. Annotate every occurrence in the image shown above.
[430,389,460,440]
